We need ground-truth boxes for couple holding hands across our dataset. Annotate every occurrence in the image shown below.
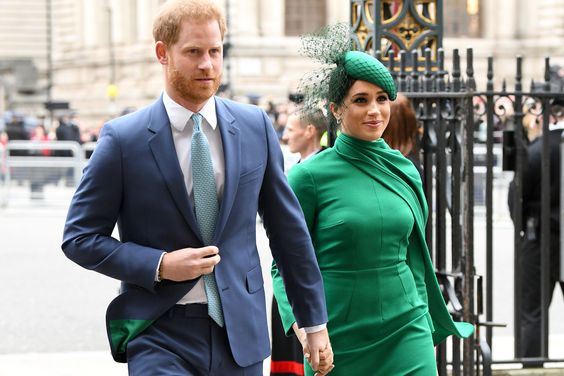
[62,1,472,375]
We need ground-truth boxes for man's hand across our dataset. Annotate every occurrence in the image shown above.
[294,326,333,376]
[159,246,220,281]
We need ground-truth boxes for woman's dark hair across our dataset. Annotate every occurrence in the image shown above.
[326,67,356,130]
[382,94,420,156]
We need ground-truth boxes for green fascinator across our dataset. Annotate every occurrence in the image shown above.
[341,51,397,101]
[297,23,397,125]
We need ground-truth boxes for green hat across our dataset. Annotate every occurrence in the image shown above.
[341,51,397,101]
[296,24,397,130]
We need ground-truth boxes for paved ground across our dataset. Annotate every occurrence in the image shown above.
[0,180,563,375]
[0,185,275,376]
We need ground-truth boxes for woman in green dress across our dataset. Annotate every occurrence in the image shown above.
[272,24,474,376]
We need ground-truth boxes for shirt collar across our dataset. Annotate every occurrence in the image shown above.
[549,120,564,131]
[301,148,322,162]
[162,90,218,132]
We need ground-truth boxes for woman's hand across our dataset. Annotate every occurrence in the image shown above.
[292,323,335,375]
[292,322,308,352]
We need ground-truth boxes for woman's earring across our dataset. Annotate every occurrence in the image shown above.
[336,118,341,125]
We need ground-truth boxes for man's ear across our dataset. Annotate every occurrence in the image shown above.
[304,124,315,139]
[155,41,168,65]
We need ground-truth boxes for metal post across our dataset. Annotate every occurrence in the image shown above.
[46,0,53,129]
[561,131,564,282]
[224,0,233,96]
[540,57,551,358]
[449,48,463,376]
[106,4,117,114]
[513,55,524,358]
[107,5,116,86]
[485,56,494,350]
[462,48,476,376]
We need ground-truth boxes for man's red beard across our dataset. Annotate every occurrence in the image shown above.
[168,64,222,104]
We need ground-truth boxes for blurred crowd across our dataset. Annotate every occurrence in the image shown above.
[0,97,302,199]
[0,107,135,199]
[0,110,106,149]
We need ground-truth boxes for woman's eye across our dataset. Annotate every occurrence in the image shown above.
[377,95,389,102]
[352,97,367,103]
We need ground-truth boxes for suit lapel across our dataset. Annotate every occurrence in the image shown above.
[147,98,202,242]
[213,98,240,243]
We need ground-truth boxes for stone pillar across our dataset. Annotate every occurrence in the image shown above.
[328,0,349,24]
[495,0,517,39]
[138,0,160,42]
[537,0,564,40]
[515,0,539,39]
[0,84,5,115]
[109,0,124,43]
[83,1,108,47]
[233,0,260,37]
[258,0,284,37]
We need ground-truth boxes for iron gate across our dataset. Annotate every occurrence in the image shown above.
[372,46,564,375]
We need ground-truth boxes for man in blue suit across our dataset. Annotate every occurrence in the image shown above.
[61,1,333,375]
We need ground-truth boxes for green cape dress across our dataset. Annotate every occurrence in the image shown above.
[272,133,473,375]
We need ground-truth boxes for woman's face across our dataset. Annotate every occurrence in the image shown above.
[332,80,391,142]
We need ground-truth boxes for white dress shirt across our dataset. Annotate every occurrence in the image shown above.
[157,92,326,332]
[160,91,225,305]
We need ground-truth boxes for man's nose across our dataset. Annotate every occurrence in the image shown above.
[198,54,213,70]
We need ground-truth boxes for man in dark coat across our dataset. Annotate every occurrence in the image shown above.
[508,97,564,364]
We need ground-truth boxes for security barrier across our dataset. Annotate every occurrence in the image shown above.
[0,141,88,207]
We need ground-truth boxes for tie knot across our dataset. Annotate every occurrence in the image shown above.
[192,113,203,132]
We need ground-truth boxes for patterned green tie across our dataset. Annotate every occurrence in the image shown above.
[191,112,224,327]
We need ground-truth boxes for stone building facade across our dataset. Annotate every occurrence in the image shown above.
[0,0,563,129]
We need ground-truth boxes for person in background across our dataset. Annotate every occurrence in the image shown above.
[282,109,327,163]
[55,112,81,146]
[274,103,289,141]
[272,23,473,376]
[382,93,423,179]
[508,97,564,367]
[0,131,8,180]
[55,112,82,186]
[522,99,542,142]
[61,1,333,375]
[5,112,29,156]
[31,124,52,156]
[29,124,52,199]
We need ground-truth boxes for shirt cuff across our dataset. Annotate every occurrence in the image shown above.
[302,323,327,333]
[155,252,166,282]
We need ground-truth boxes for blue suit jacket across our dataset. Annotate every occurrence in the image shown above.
[62,96,327,366]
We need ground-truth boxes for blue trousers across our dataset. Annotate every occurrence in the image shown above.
[127,304,263,376]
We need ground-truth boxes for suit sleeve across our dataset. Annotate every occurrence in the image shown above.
[271,163,318,334]
[61,124,163,292]
[258,110,327,330]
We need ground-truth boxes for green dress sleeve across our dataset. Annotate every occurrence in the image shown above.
[271,164,317,335]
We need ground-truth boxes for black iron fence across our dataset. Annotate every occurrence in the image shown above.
[379,47,564,375]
